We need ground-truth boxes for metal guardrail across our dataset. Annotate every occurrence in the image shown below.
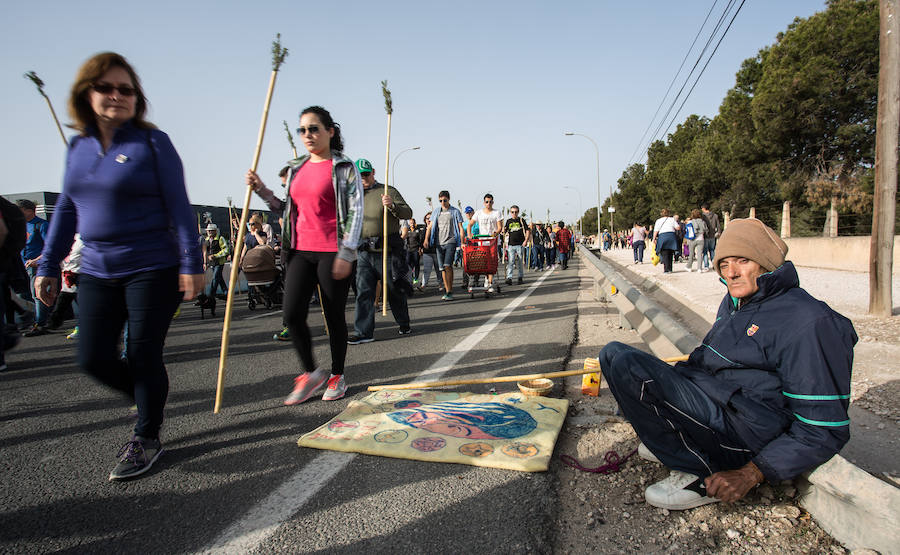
[577,244,699,355]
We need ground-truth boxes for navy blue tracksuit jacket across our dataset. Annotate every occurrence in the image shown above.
[678,261,857,481]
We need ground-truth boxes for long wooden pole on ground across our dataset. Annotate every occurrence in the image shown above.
[870,0,899,317]
[381,81,393,316]
[24,71,66,147]
[215,35,288,414]
[284,121,329,336]
[367,354,690,391]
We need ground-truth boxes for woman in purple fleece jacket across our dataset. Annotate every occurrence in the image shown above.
[35,52,203,482]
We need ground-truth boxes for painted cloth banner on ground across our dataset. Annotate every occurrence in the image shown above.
[297,389,569,472]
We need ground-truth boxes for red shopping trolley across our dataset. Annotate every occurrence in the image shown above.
[463,235,502,298]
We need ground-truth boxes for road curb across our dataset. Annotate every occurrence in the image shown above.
[576,244,900,554]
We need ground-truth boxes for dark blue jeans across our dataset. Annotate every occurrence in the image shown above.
[703,237,717,270]
[599,342,754,478]
[77,267,181,439]
[208,264,227,297]
[26,266,49,326]
[354,249,410,338]
[406,249,421,282]
[632,240,645,262]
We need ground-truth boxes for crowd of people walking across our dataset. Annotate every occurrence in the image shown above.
[0,50,583,483]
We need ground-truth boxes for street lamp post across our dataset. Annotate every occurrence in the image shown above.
[563,186,583,235]
[564,132,605,239]
[391,146,421,187]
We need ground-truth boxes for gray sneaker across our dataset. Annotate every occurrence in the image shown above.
[109,435,163,481]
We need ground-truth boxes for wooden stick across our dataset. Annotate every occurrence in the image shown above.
[215,34,288,414]
[24,71,66,147]
[367,354,690,391]
[284,121,329,337]
[381,80,393,316]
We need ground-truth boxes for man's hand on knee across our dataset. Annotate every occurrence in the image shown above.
[704,461,764,503]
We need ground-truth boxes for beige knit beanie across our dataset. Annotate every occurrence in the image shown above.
[713,218,788,276]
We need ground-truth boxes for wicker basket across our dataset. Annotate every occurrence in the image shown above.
[517,378,554,397]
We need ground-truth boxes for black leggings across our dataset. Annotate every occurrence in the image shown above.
[283,250,351,375]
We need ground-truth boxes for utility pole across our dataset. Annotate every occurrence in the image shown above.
[870,0,898,317]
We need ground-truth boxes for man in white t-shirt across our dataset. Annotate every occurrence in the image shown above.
[466,193,502,292]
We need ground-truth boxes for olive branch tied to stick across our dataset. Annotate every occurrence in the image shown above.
[216,33,288,414]
[381,80,393,315]
[24,71,67,146]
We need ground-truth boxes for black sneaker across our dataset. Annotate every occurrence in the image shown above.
[505,278,513,286]
[347,334,374,345]
[399,327,412,335]
[23,324,49,337]
[517,277,524,285]
[109,436,163,481]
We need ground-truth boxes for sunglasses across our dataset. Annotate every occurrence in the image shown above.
[361,172,373,177]
[297,125,321,135]
[484,200,494,204]
[439,198,450,202]
[92,83,137,97]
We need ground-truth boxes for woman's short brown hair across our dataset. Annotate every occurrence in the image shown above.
[691,208,701,219]
[660,208,670,217]
[68,52,154,133]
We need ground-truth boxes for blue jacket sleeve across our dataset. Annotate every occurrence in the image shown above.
[37,192,77,278]
[751,314,856,481]
[37,142,79,278]
[151,131,203,275]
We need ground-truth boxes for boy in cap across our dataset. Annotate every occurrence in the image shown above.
[598,218,857,510]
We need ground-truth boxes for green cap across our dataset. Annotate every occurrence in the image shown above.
[356,159,374,173]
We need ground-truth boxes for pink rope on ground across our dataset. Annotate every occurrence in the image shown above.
[560,448,638,474]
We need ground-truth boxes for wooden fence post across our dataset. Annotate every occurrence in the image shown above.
[781,201,791,238]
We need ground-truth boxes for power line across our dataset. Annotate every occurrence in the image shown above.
[638,0,739,162]
[631,0,744,165]
[657,0,748,141]
[626,0,722,166]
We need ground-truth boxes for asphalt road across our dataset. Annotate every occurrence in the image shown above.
[1,260,583,554]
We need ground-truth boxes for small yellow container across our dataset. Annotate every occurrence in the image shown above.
[581,357,601,396]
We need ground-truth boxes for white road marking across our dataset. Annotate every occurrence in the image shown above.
[200,270,552,553]
[242,309,283,321]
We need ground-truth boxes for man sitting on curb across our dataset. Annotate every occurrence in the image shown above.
[599,218,857,510]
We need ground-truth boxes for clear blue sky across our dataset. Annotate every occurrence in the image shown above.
[2,0,825,224]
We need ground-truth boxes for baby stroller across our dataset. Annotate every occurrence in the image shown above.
[463,235,501,298]
[241,245,284,310]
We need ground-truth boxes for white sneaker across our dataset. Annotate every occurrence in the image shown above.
[322,374,347,401]
[645,470,720,510]
[637,442,661,464]
[284,367,329,405]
